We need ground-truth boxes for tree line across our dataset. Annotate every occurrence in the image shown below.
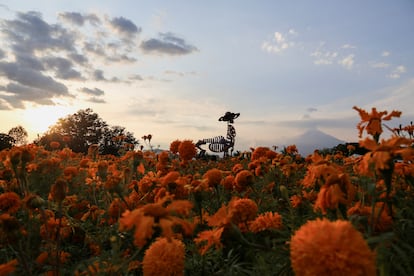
[0,108,139,156]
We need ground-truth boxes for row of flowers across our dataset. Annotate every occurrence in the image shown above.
[0,106,414,275]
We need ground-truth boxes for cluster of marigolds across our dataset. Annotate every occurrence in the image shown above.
[0,106,413,275]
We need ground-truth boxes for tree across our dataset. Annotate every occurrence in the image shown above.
[35,108,138,154]
[100,126,138,155]
[8,125,28,146]
[0,133,15,150]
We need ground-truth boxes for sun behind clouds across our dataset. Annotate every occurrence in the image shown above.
[22,105,77,138]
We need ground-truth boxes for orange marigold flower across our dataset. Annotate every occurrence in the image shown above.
[228,198,258,225]
[358,136,414,176]
[248,212,282,233]
[0,259,18,275]
[63,166,78,180]
[158,150,170,163]
[347,202,393,233]
[79,158,90,168]
[194,227,225,255]
[178,140,197,162]
[169,140,181,154]
[40,216,72,241]
[0,192,21,214]
[290,218,376,276]
[108,198,127,220]
[290,195,302,208]
[314,173,356,215]
[353,106,401,140]
[221,175,235,190]
[36,251,71,265]
[128,260,141,272]
[203,168,222,187]
[231,163,244,174]
[142,237,185,276]
[207,204,230,227]
[162,171,180,187]
[119,194,193,247]
[104,175,122,193]
[285,144,298,155]
[50,141,61,149]
[251,147,270,161]
[234,169,254,190]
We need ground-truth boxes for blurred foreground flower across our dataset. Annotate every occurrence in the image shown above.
[142,237,185,276]
[119,194,194,247]
[353,106,401,142]
[290,218,376,276]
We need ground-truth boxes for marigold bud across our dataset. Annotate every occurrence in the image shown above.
[50,179,67,203]
[25,194,45,210]
[279,185,289,201]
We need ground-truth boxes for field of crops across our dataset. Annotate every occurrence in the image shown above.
[1,107,414,275]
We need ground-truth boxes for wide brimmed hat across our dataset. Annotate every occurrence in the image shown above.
[219,112,240,123]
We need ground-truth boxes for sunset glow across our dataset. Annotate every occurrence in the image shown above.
[0,1,413,152]
[22,105,77,137]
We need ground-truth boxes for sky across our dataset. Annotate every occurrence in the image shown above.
[0,0,413,151]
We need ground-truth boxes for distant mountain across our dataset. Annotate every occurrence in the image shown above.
[283,129,345,156]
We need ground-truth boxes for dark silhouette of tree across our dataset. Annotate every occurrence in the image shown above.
[0,133,15,150]
[35,108,138,154]
[100,126,138,155]
[8,125,28,146]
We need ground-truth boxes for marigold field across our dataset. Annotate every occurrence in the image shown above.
[1,106,414,275]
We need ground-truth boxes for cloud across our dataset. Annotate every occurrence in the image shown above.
[311,42,357,70]
[0,99,11,110]
[129,74,144,81]
[2,11,77,54]
[0,10,196,108]
[164,70,197,77]
[0,4,10,11]
[91,69,120,82]
[338,54,355,70]
[58,12,101,26]
[261,30,296,54]
[109,16,141,36]
[93,69,106,81]
[86,96,106,103]
[140,32,198,55]
[388,65,407,79]
[78,87,106,104]
[15,53,44,71]
[0,62,68,95]
[371,62,390,68]
[341,44,357,49]
[0,11,86,107]
[301,107,318,119]
[79,87,105,96]
[310,50,338,65]
[307,107,318,113]
[277,115,355,130]
[382,51,390,57]
[0,81,71,108]
[42,56,83,80]
[58,12,86,26]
